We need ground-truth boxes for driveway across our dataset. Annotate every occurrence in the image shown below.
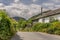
[11,32,60,40]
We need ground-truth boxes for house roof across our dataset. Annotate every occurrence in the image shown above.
[31,8,60,21]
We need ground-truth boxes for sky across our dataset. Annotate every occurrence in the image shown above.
[0,0,60,19]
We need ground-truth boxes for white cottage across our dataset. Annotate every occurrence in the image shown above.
[31,8,60,23]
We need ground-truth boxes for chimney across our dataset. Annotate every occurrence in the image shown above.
[41,7,43,15]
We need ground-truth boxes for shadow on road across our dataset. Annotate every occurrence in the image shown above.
[11,34,23,40]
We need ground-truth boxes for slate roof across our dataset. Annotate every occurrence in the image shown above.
[31,8,60,20]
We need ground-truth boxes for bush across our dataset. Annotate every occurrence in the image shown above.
[18,19,27,30]
[30,21,60,35]
[0,11,16,40]
[47,22,60,34]
[31,23,51,32]
[31,23,41,32]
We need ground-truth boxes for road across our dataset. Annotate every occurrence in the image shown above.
[11,32,60,40]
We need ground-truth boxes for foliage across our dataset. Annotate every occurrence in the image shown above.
[27,19,33,27]
[31,23,51,32]
[30,21,60,35]
[18,19,27,30]
[50,19,59,23]
[19,19,60,35]
[47,21,60,35]
[0,11,16,40]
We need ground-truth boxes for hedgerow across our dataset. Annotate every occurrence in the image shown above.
[0,11,16,40]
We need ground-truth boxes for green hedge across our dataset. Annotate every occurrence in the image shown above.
[47,22,60,35]
[31,21,60,35]
[31,23,51,32]
[0,11,16,40]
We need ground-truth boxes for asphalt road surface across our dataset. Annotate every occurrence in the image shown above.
[11,32,60,40]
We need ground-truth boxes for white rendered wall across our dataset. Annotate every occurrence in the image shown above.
[38,14,60,23]
[44,17,50,23]
[51,14,60,20]
[38,19,43,23]
[38,18,50,23]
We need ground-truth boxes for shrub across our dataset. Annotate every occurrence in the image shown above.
[0,11,16,40]
[31,23,41,32]
[47,21,60,34]
[18,19,27,30]
[31,23,51,32]
[31,21,60,35]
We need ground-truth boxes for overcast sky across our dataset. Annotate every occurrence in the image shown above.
[0,0,60,19]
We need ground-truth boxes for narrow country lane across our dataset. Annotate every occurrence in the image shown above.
[11,32,60,40]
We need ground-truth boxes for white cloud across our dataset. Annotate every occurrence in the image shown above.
[42,8,49,11]
[55,5,60,8]
[5,2,56,19]
[0,3,5,9]
[5,3,42,19]
[42,3,55,7]
[0,0,60,19]
[52,0,60,3]
[0,3,4,6]
[14,0,19,2]
[32,0,37,2]
[42,2,56,10]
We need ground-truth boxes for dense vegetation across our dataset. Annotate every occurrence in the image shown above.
[31,21,60,35]
[0,10,17,40]
[18,19,60,35]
